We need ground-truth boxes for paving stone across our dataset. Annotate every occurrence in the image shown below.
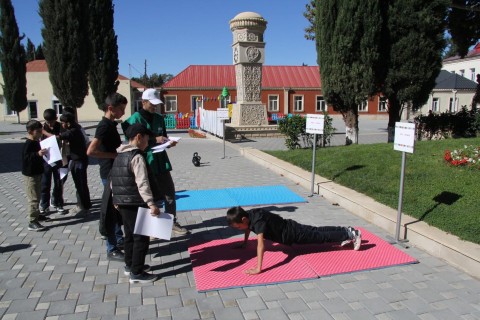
[237,296,267,312]
[257,307,290,320]
[213,307,245,320]
[170,305,200,320]
[46,299,77,316]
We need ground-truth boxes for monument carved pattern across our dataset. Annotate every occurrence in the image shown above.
[240,104,267,125]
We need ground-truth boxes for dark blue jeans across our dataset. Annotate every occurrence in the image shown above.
[40,162,64,209]
[102,178,124,253]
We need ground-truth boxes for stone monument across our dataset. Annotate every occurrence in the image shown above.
[229,12,269,127]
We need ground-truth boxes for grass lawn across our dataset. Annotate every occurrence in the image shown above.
[266,137,480,245]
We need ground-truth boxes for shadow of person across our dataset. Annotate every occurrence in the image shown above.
[0,243,31,253]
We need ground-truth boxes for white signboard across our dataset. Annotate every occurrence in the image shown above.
[216,108,229,120]
[394,122,416,153]
[306,114,325,134]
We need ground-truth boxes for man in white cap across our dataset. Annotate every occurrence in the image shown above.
[121,88,188,236]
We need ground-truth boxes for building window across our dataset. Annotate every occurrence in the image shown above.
[164,95,177,113]
[358,100,368,112]
[53,100,63,114]
[471,68,476,81]
[268,95,279,112]
[449,97,457,112]
[432,97,439,112]
[28,101,38,119]
[293,95,304,112]
[316,96,326,112]
[378,97,387,112]
[459,69,465,78]
[192,95,203,111]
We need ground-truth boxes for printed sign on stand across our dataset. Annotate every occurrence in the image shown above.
[306,114,325,134]
[217,108,229,120]
[394,122,416,153]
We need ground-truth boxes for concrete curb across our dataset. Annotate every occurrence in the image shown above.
[239,147,480,279]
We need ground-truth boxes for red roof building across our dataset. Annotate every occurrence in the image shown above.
[161,65,387,117]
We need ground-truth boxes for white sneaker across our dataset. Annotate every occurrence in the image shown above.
[172,222,188,235]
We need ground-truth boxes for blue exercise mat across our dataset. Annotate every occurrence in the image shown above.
[175,185,306,212]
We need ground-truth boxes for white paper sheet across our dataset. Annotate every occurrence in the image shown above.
[133,207,173,240]
[40,135,62,165]
[151,137,181,153]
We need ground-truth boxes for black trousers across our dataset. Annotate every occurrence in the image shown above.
[286,220,350,245]
[155,171,177,220]
[119,205,150,275]
[69,159,91,210]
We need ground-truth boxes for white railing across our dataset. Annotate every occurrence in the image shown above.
[199,107,225,137]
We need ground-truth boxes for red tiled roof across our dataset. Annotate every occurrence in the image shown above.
[26,60,144,88]
[26,60,48,72]
[163,65,321,89]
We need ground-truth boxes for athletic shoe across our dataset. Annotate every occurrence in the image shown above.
[129,272,158,284]
[172,222,188,235]
[124,264,151,276]
[340,227,361,250]
[107,250,125,261]
[54,206,67,214]
[28,221,47,231]
[39,207,49,214]
[353,229,362,251]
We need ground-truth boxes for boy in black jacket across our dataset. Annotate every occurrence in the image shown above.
[59,113,91,215]
[227,206,362,275]
[22,120,49,231]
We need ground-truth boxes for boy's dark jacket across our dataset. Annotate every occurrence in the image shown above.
[22,139,44,176]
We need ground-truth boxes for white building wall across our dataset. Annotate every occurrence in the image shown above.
[416,90,475,115]
[0,71,136,122]
[442,56,480,82]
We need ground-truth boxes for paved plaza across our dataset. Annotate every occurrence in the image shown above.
[0,121,479,320]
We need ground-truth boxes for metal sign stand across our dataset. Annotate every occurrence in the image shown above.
[393,122,416,243]
[395,151,406,242]
[306,114,324,197]
[309,134,317,197]
[222,120,226,159]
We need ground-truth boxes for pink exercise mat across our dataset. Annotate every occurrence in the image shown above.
[188,228,417,292]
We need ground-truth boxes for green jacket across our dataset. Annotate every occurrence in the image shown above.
[122,112,172,175]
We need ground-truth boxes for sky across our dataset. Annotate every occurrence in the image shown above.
[10,0,317,78]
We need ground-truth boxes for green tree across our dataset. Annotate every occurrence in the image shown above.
[39,0,89,109]
[0,0,27,121]
[383,0,448,141]
[25,38,35,62]
[35,44,44,60]
[131,73,173,87]
[88,0,119,110]
[447,0,480,58]
[316,0,384,145]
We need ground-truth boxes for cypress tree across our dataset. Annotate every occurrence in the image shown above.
[383,0,448,141]
[88,0,119,110]
[39,0,89,109]
[25,38,35,62]
[0,0,27,119]
[35,44,44,60]
[316,0,384,144]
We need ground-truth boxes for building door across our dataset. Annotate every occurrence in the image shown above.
[28,101,38,119]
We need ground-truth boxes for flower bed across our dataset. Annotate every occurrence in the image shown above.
[444,145,480,168]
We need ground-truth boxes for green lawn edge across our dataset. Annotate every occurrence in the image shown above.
[266,137,480,245]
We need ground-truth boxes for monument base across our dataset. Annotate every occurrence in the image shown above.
[231,103,268,126]
[225,124,283,140]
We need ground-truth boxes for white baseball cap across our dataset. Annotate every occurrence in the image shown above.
[142,88,163,105]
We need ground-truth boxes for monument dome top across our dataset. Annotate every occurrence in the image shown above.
[230,11,267,31]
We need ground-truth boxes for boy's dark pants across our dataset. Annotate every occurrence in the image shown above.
[287,220,349,245]
[69,159,91,210]
[155,171,177,221]
[119,205,150,275]
[40,162,64,209]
